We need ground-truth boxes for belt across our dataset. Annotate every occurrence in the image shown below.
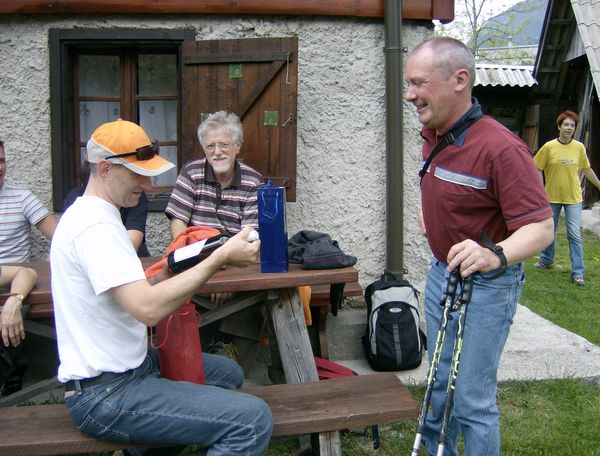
[64,371,125,392]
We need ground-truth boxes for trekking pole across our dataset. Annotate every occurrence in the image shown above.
[410,269,460,456]
[436,275,474,456]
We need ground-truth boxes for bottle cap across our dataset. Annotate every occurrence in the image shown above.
[248,230,259,242]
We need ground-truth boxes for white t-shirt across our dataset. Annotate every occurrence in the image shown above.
[0,182,50,262]
[51,196,148,382]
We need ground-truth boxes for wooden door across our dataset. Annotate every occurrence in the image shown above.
[182,37,298,201]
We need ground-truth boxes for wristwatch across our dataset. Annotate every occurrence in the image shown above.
[9,293,25,302]
[479,230,508,269]
[489,244,508,269]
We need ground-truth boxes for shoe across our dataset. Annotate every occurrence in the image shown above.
[534,261,553,269]
[572,277,585,286]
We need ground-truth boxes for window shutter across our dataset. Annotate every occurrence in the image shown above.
[182,37,298,201]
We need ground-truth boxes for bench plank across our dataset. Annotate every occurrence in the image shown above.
[244,372,418,436]
[0,373,416,456]
[0,404,145,455]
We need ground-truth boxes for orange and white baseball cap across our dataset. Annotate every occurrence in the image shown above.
[86,119,175,177]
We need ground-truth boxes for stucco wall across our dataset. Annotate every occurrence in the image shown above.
[0,14,433,288]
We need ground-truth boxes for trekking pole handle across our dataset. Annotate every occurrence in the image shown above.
[460,275,474,306]
[447,269,459,299]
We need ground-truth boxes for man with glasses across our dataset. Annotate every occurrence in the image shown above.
[165,111,264,368]
[166,111,262,240]
[405,37,553,456]
[51,119,272,456]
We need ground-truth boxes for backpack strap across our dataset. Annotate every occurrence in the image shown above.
[420,328,427,352]
[419,114,482,186]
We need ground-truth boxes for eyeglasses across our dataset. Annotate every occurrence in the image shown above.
[204,142,231,153]
[105,140,159,161]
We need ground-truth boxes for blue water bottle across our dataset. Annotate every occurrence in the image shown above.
[257,180,288,272]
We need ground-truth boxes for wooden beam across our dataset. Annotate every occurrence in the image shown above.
[549,18,571,26]
[185,52,289,65]
[197,291,266,327]
[0,0,455,21]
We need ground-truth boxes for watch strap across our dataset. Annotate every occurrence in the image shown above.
[479,231,507,268]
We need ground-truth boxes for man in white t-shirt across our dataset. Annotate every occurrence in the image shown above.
[0,140,57,263]
[51,119,272,456]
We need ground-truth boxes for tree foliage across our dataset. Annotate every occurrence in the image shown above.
[435,0,546,65]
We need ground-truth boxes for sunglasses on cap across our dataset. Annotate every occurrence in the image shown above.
[105,140,159,161]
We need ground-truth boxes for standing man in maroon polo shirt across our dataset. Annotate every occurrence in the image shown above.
[405,37,554,456]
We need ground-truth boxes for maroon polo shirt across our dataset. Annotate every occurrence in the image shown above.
[420,115,552,263]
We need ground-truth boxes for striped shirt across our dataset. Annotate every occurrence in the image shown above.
[0,182,50,262]
[165,159,262,236]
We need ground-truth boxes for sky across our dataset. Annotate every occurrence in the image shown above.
[435,0,544,45]
[438,0,526,30]
[454,0,525,18]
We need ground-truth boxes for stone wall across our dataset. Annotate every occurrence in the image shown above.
[0,14,433,287]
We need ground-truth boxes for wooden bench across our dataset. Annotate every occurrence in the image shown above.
[0,282,364,408]
[0,372,417,456]
[309,282,363,359]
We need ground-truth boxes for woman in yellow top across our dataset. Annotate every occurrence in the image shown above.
[534,110,600,286]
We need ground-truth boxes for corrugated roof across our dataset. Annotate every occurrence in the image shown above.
[475,64,537,87]
[570,0,600,99]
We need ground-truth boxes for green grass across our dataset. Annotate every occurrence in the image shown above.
[521,224,600,346]
[267,221,600,455]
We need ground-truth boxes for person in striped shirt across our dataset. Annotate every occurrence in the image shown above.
[0,140,57,263]
[165,111,263,341]
[166,111,262,240]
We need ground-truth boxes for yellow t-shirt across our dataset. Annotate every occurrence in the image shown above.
[534,138,590,204]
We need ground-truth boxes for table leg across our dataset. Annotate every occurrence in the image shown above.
[319,432,342,456]
[266,288,341,456]
[266,288,317,383]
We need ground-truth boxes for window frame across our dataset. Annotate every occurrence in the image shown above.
[49,28,195,212]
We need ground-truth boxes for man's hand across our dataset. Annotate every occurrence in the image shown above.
[214,226,261,268]
[211,292,233,306]
[1,299,25,347]
[447,239,503,277]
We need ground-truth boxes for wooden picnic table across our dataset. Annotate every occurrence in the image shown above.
[1,258,358,316]
[0,258,359,455]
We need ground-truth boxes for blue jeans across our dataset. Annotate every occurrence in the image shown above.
[420,259,523,456]
[539,202,584,278]
[65,350,273,456]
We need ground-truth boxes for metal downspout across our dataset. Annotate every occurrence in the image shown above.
[384,0,404,278]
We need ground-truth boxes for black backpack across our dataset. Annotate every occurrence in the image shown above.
[362,272,426,371]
